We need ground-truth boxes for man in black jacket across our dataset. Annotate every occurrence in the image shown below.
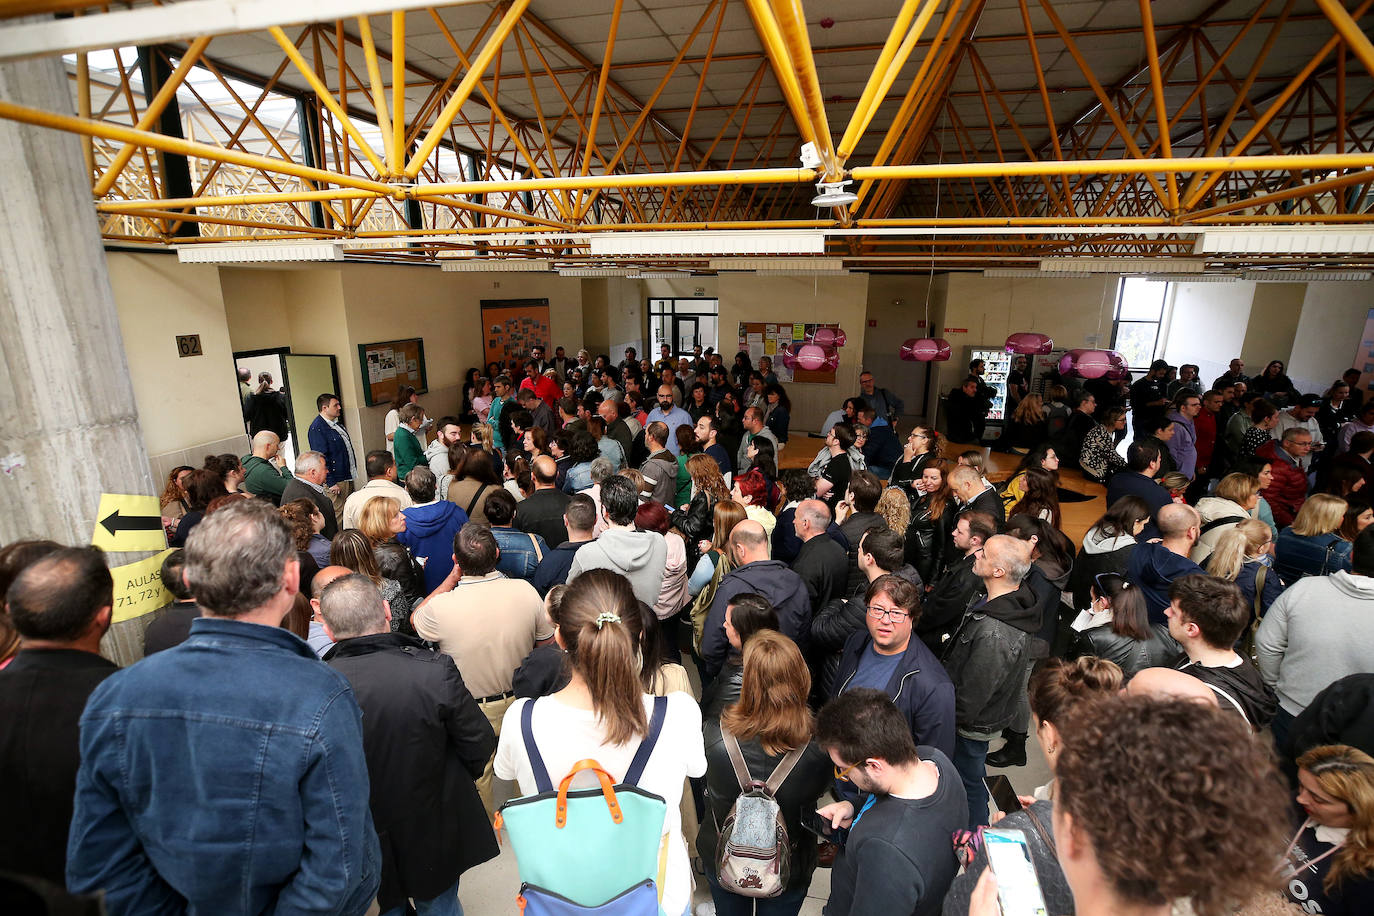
[948,464,1004,533]
[791,499,849,612]
[917,510,996,652]
[940,535,1042,827]
[320,574,498,915]
[0,546,118,886]
[828,575,955,762]
[531,494,596,597]
[1166,574,1277,730]
[1055,391,1098,470]
[839,470,887,595]
[282,451,339,539]
[515,456,571,548]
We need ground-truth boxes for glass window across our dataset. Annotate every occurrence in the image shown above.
[648,298,719,356]
[1111,278,1169,371]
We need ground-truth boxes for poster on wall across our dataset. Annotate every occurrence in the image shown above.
[481,299,551,376]
[358,338,427,406]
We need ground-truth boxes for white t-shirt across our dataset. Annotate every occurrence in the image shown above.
[495,691,706,916]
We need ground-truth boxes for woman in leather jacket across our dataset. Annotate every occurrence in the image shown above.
[905,458,952,584]
[1070,573,1181,678]
[671,454,730,568]
[891,425,944,501]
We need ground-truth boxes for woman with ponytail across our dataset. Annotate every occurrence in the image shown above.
[494,569,706,916]
[1203,518,1283,622]
[1069,572,1181,678]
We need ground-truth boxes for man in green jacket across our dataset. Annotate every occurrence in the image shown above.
[393,403,428,482]
[241,431,293,506]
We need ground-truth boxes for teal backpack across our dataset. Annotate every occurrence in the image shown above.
[497,696,670,915]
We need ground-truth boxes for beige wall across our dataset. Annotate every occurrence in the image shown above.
[1242,283,1305,372]
[1163,280,1256,386]
[717,272,869,433]
[863,274,935,422]
[106,252,249,482]
[219,267,290,352]
[1289,280,1374,393]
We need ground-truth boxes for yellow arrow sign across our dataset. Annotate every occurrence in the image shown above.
[111,548,177,623]
[91,493,168,552]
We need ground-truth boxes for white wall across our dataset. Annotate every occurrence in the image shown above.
[1289,280,1374,393]
[1161,280,1255,387]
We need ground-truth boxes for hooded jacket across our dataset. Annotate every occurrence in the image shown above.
[1070,617,1180,679]
[640,450,678,505]
[1126,541,1203,626]
[1190,496,1252,564]
[811,564,923,696]
[567,527,667,608]
[1176,656,1278,729]
[700,559,811,678]
[397,501,468,592]
[940,582,1042,738]
[917,553,981,652]
[1166,409,1199,478]
[831,626,956,759]
[1067,525,1137,610]
[1256,571,1374,715]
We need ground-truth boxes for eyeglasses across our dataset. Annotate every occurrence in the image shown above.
[866,605,910,622]
[834,760,864,782]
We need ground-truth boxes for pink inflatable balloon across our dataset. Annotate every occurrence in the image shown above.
[1058,349,1086,376]
[796,344,829,371]
[901,338,952,362]
[809,327,848,348]
[1076,350,1113,379]
[1005,332,1054,355]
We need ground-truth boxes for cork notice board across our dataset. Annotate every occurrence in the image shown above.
[359,338,428,407]
[481,299,551,375]
[737,321,842,384]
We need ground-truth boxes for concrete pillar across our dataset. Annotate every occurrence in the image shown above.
[0,52,159,665]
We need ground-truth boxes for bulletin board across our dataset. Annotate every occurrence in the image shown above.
[481,299,551,375]
[358,338,428,407]
[736,321,843,384]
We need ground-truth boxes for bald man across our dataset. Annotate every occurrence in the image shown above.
[241,430,293,505]
[699,520,811,681]
[1125,667,1219,707]
[515,454,572,548]
[1127,503,1204,625]
[307,565,356,658]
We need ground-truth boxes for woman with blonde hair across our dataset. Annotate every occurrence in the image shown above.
[1204,518,1283,621]
[1193,471,1263,563]
[494,569,706,916]
[687,499,749,653]
[999,393,1048,451]
[1281,744,1374,913]
[876,487,911,535]
[1276,493,1353,581]
[699,632,832,916]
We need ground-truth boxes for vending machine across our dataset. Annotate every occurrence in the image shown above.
[968,346,1012,438]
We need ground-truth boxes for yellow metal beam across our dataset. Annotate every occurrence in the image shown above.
[269,25,388,177]
[356,16,396,176]
[404,0,531,179]
[742,0,817,152]
[391,11,406,172]
[93,36,212,196]
[837,0,942,164]
[0,98,398,196]
[416,166,816,195]
[770,0,837,174]
[849,154,1374,181]
[1314,0,1374,80]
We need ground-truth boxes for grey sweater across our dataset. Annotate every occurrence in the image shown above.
[566,528,667,608]
[1256,571,1374,715]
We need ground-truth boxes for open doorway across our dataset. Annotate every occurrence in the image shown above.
[233,348,342,471]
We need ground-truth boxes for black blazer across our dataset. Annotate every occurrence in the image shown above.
[325,633,498,910]
[0,649,118,885]
[515,487,571,548]
[281,478,338,539]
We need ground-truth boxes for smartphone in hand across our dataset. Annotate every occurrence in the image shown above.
[984,774,1023,815]
[983,829,1048,916]
[799,807,847,845]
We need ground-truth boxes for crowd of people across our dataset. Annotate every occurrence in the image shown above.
[4,343,1374,916]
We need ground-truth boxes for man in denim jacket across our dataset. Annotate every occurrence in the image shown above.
[67,500,380,915]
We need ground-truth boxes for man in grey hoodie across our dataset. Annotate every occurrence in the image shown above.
[565,474,666,607]
[1256,527,1374,751]
[638,421,677,505]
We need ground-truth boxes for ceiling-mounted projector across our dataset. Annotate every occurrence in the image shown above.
[812,180,857,207]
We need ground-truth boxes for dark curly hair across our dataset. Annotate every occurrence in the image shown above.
[1056,694,1288,916]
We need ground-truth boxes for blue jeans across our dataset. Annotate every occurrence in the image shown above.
[953,735,991,828]
[380,880,462,916]
[706,868,810,916]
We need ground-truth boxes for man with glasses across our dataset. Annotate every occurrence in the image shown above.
[814,688,966,916]
[829,574,955,760]
[940,535,1041,827]
[1256,428,1313,527]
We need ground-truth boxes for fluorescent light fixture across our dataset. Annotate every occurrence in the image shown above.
[983,269,1071,278]
[557,267,636,278]
[176,242,343,264]
[1165,274,1240,283]
[629,271,694,279]
[591,230,825,257]
[709,258,846,272]
[1038,258,1208,274]
[1243,269,1373,282]
[440,259,551,273]
[1196,229,1374,255]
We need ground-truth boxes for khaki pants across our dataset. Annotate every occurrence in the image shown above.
[476,693,516,817]
[329,479,354,523]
